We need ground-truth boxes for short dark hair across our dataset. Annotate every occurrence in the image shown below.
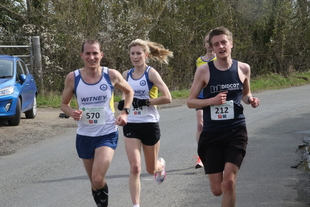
[208,27,233,47]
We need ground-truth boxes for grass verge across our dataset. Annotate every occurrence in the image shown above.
[37,71,310,108]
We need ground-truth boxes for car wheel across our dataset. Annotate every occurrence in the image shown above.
[25,96,37,118]
[8,98,21,126]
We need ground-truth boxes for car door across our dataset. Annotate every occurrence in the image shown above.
[15,60,28,111]
[19,60,36,111]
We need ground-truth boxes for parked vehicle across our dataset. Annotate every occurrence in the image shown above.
[0,55,37,126]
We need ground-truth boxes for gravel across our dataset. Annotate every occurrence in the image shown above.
[0,99,186,156]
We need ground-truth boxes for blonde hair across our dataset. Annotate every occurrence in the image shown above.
[204,30,213,44]
[128,39,173,64]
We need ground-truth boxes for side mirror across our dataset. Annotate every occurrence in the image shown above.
[19,74,26,83]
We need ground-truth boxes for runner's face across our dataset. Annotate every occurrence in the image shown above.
[81,43,103,69]
[205,41,213,53]
[210,34,233,58]
[130,45,147,68]
[204,36,212,52]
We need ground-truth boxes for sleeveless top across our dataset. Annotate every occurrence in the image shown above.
[196,55,217,68]
[196,56,216,98]
[202,60,245,132]
[74,67,117,136]
[126,66,159,123]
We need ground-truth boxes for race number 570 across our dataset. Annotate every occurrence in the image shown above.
[86,112,100,119]
[81,107,105,125]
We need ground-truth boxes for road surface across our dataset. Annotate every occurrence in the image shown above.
[1,85,310,207]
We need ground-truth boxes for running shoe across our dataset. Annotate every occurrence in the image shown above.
[154,157,166,184]
[195,157,203,169]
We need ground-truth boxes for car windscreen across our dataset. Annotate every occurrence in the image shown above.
[0,59,13,78]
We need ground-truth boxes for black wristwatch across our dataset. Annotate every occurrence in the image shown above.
[145,99,151,106]
[123,108,130,115]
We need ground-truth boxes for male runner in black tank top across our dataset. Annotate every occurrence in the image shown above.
[187,27,260,207]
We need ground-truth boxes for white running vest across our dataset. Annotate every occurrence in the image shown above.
[126,66,159,123]
[74,67,117,136]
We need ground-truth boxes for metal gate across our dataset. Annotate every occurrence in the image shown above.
[0,36,43,89]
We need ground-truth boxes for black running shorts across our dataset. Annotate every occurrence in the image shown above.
[198,124,248,174]
[123,122,161,146]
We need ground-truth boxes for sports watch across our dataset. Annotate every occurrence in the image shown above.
[145,99,151,106]
[123,108,130,115]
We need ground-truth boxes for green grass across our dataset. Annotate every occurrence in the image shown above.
[37,92,62,108]
[37,71,310,108]
[251,72,310,91]
[37,91,77,109]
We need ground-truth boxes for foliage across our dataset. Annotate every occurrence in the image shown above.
[0,0,310,93]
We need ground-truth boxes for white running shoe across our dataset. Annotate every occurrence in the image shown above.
[195,157,203,169]
[154,157,166,184]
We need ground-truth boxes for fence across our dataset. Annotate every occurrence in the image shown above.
[0,36,43,89]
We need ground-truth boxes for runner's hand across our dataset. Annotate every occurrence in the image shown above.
[213,91,228,105]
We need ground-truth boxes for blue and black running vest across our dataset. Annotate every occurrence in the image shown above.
[202,60,245,132]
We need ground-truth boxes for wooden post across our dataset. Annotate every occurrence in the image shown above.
[32,36,43,91]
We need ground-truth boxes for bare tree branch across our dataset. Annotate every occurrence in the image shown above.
[0,3,28,23]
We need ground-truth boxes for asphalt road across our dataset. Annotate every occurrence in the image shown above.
[1,85,310,207]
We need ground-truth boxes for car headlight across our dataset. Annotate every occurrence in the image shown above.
[0,86,14,96]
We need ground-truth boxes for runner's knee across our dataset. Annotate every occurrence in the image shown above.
[211,185,223,196]
[130,163,141,175]
[92,174,105,189]
[221,178,235,193]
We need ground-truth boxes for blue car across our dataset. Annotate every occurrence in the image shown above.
[0,55,38,126]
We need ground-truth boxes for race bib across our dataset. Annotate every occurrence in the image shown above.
[210,100,234,120]
[81,107,105,125]
[129,105,149,116]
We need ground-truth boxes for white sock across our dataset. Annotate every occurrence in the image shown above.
[133,205,140,207]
